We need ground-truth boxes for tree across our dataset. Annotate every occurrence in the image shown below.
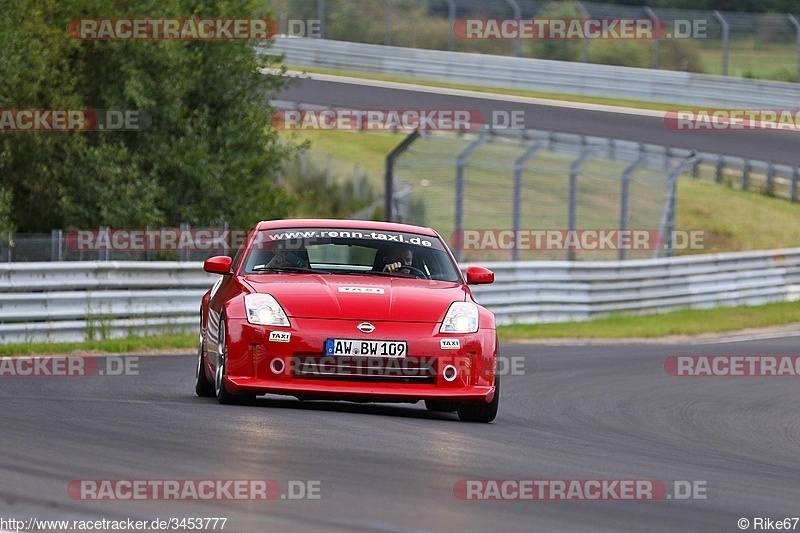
[0,0,295,232]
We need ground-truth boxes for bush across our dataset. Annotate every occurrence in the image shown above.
[588,40,650,68]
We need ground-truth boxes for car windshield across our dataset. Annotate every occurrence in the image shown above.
[239,227,463,282]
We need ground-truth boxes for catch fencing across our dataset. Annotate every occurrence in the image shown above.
[266,0,800,80]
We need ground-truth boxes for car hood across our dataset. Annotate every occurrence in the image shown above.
[242,274,468,322]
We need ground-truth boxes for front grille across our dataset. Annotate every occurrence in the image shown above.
[290,355,436,383]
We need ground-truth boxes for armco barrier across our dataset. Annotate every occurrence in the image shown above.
[1,249,798,343]
[267,38,800,109]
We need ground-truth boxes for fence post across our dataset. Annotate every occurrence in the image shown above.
[385,0,392,45]
[742,159,750,191]
[99,226,110,261]
[792,167,799,202]
[714,11,729,76]
[576,1,590,63]
[443,0,456,51]
[513,141,543,261]
[384,130,421,222]
[51,229,63,261]
[503,0,521,57]
[789,15,800,82]
[619,144,647,260]
[766,162,775,195]
[454,133,492,261]
[715,155,724,183]
[644,7,660,69]
[567,148,596,261]
[317,0,325,39]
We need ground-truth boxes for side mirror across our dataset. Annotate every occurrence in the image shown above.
[204,255,232,275]
[465,266,494,285]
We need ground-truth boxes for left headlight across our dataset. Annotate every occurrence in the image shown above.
[244,294,290,327]
[440,302,479,333]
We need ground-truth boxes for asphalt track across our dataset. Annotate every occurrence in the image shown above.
[276,76,800,166]
[2,338,799,532]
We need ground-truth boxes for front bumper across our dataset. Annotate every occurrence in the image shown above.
[223,317,497,404]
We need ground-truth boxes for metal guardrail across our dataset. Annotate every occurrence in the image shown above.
[2,249,799,342]
[268,38,800,108]
[0,262,215,343]
[469,248,800,325]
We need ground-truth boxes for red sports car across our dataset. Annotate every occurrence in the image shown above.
[195,219,499,422]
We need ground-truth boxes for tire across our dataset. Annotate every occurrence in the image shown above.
[457,375,499,423]
[215,318,255,405]
[195,332,215,397]
[424,400,459,412]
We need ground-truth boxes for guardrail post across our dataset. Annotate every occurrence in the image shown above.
[567,146,597,261]
[789,15,800,82]
[384,130,421,222]
[503,0,521,57]
[792,167,799,202]
[715,155,724,183]
[454,132,492,261]
[714,11,729,76]
[644,7,660,69]
[619,144,647,260]
[513,141,543,261]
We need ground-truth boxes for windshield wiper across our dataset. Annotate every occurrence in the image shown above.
[343,270,414,278]
[251,266,323,274]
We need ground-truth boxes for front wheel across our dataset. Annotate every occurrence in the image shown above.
[457,375,499,423]
[195,333,214,397]
[215,318,255,405]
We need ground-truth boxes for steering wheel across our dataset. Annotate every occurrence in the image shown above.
[397,265,430,280]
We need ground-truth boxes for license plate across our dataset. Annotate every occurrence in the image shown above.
[324,338,407,358]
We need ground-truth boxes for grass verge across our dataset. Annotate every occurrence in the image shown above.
[0,333,196,357]
[498,301,800,340]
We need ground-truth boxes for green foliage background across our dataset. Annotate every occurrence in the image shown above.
[0,0,295,233]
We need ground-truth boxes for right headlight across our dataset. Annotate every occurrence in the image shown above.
[244,294,290,327]
[440,302,479,333]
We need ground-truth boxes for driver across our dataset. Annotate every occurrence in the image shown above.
[266,248,308,268]
[382,246,413,273]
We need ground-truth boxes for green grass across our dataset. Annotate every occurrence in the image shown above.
[498,301,800,340]
[697,44,797,81]
[0,333,196,357]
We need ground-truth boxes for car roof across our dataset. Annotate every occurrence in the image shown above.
[255,219,440,238]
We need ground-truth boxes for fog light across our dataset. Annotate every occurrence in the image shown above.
[443,364,458,382]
